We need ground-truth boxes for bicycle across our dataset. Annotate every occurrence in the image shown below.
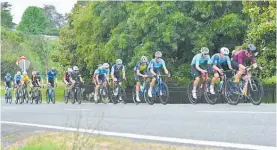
[94,80,110,104]
[225,65,264,105]
[187,72,208,104]
[64,84,71,104]
[110,79,127,104]
[46,83,56,104]
[14,85,23,104]
[30,86,42,104]
[70,82,83,104]
[204,70,233,104]
[5,86,12,104]
[21,83,29,104]
[132,78,148,105]
[145,74,169,105]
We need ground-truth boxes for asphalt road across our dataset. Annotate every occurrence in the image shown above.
[1,101,276,149]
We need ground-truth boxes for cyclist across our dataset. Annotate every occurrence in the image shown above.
[232,44,260,82]
[147,51,169,97]
[208,47,233,94]
[63,68,73,86]
[13,71,22,97]
[92,64,103,85]
[4,73,12,97]
[134,56,149,101]
[190,47,210,99]
[31,71,41,87]
[69,66,84,87]
[94,63,110,101]
[47,67,57,88]
[111,59,126,100]
[21,71,30,95]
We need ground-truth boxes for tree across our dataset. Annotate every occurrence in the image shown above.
[1,2,14,28]
[17,6,49,34]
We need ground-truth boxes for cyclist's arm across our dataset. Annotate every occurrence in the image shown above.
[149,62,157,76]
[162,60,168,74]
[122,66,126,79]
[79,75,84,83]
[96,74,100,84]
[227,57,233,70]
[111,67,115,79]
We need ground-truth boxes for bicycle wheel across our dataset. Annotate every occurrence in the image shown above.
[71,90,75,104]
[110,86,119,104]
[64,90,68,104]
[100,86,109,104]
[5,93,8,103]
[77,88,82,104]
[19,91,23,104]
[30,91,34,104]
[248,76,264,105]
[46,90,50,104]
[144,84,155,105]
[204,79,218,105]
[9,94,12,104]
[132,85,140,105]
[159,82,169,105]
[118,86,127,104]
[25,91,29,104]
[224,78,241,105]
[187,81,198,104]
[52,90,56,104]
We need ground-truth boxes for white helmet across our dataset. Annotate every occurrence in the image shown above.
[140,56,148,63]
[32,71,36,75]
[220,47,229,55]
[23,71,27,75]
[154,51,162,57]
[73,66,79,71]
[116,59,122,65]
[68,68,73,72]
[17,71,21,75]
[103,63,109,68]
[200,47,209,55]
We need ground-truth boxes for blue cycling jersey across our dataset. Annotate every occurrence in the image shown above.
[47,71,57,81]
[111,64,125,74]
[14,74,22,81]
[191,53,210,66]
[208,53,231,66]
[95,67,110,76]
[148,59,165,71]
[5,75,12,82]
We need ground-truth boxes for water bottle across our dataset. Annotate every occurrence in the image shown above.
[219,81,223,90]
[140,85,144,92]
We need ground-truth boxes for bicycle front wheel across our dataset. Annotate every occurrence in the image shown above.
[64,90,68,104]
[118,86,127,104]
[204,79,218,105]
[159,83,169,105]
[100,86,109,104]
[248,76,264,105]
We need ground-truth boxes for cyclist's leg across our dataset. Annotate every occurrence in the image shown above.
[94,76,101,100]
[209,64,219,94]
[134,72,141,101]
[191,65,201,98]
[147,70,157,97]
[231,60,243,83]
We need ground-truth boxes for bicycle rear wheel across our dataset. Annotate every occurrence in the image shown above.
[118,86,127,104]
[159,82,169,105]
[64,90,68,104]
[224,78,241,105]
[52,90,56,104]
[77,89,82,104]
[248,76,264,105]
[46,90,50,104]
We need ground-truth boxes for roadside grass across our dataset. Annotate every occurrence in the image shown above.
[8,132,212,150]
[5,134,15,139]
[263,76,276,84]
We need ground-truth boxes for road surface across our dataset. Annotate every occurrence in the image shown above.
[1,101,276,150]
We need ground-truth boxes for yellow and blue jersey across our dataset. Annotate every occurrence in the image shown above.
[134,61,149,72]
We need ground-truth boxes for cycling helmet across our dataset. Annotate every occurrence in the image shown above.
[68,68,73,72]
[6,73,11,76]
[73,66,79,71]
[220,47,229,55]
[116,59,122,65]
[140,56,148,63]
[200,47,209,55]
[32,71,36,75]
[103,63,109,68]
[246,44,257,53]
[17,71,21,75]
[154,51,162,57]
[23,71,27,75]
[51,67,56,72]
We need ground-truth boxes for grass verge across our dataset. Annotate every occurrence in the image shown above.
[8,132,212,150]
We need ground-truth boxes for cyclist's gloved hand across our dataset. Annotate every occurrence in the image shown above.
[201,70,207,74]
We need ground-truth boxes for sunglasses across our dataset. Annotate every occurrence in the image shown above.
[203,53,209,56]
[224,54,229,56]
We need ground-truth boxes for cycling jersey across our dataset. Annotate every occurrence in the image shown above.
[148,59,165,71]
[5,75,12,82]
[22,75,30,83]
[70,71,82,83]
[134,61,148,73]
[47,71,57,81]
[191,53,210,66]
[14,74,22,84]
[95,67,110,76]
[208,53,231,66]
[232,50,256,65]
[111,64,125,75]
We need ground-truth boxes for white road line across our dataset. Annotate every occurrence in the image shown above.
[1,121,276,150]
[2,107,17,109]
[64,109,93,111]
[197,111,276,114]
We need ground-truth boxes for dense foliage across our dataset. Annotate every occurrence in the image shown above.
[55,1,275,85]
[1,2,15,28]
